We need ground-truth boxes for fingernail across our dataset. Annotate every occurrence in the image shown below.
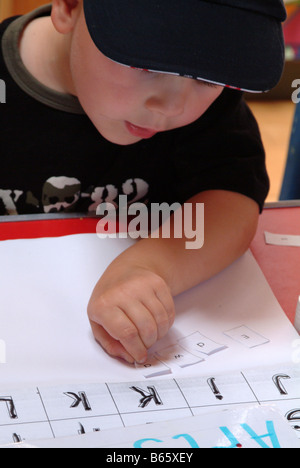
[136,356,148,365]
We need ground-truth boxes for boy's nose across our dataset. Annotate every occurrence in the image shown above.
[145,76,191,118]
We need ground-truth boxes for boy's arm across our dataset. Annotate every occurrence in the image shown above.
[87,190,259,364]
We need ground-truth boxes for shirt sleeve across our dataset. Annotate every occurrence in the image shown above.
[171,89,270,213]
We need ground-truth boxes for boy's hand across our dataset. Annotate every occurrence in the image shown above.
[87,191,259,365]
[87,264,175,364]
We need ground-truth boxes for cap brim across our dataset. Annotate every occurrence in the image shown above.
[83,0,285,92]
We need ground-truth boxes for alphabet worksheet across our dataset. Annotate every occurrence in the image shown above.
[0,364,299,447]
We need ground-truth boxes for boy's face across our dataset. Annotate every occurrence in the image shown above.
[68,5,224,146]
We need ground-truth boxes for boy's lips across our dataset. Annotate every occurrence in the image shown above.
[125,121,158,139]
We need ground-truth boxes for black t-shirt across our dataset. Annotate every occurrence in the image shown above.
[0,5,269,216]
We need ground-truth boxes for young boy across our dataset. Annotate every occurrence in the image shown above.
[0,0,287,364]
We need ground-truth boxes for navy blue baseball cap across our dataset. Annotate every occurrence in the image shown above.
[83,0,287,93]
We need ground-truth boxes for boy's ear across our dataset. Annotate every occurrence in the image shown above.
[51,0,81,34]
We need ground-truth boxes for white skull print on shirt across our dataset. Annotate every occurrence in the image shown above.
[0,177,150,215]
[42,177,82,214]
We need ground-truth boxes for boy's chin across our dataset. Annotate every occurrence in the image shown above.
[102,133,142,146]
[95,124,143,146]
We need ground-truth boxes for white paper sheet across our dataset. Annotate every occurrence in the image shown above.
[0,234,298,388]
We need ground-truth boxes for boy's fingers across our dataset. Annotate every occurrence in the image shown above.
[142,295,172,340]
[119,301,158,349]
[90,322,135,364]
[154,286,176,329]
[91,305,148,364]
[88,274,176,364]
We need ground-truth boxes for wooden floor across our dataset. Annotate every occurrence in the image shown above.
[248,100,296,202]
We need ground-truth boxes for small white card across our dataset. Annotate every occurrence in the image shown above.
[178,332,227,356]
[265,232,300,247]
[135,356,172,379]
[155,345,204,368]
[223,325,270,348]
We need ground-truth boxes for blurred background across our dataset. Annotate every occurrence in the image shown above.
[1,0,300,202]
